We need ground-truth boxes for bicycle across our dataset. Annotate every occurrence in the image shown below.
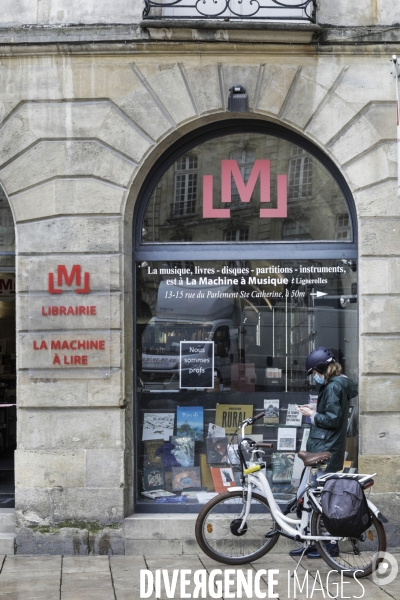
[195,411,388,577]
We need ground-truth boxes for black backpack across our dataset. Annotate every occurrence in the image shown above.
[320,477,372,538]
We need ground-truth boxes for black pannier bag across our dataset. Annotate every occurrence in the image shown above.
[320,477,372,538]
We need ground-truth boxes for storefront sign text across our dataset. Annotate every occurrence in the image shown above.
[27,257,111,378]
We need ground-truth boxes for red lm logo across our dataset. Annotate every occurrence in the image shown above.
[203,159,287,219]
[48,265,90,295]
[0,276,15,301]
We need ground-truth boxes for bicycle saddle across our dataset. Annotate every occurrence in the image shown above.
[298,450,332,467]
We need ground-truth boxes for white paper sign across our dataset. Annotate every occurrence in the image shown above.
[277,427,297,451]
[286,404,302,427]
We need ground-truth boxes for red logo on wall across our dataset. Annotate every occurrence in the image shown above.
[203,159,287,219]
[48,265,90,295]
[0,275,15,301]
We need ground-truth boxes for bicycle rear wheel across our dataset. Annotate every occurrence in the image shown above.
[310,510,386,577]
[195,490,279,565]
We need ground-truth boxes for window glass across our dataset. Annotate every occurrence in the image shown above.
[136,258,358,506]
[0,188,15,254]
[143,133,351,244]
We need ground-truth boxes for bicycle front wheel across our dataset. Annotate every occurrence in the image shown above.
[310,510,386,577]
[195,490,279,565]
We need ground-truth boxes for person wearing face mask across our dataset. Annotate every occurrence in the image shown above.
[298,347,358,474]
[289,347,358,559]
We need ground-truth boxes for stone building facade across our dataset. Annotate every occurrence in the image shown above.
[0,0,399,554]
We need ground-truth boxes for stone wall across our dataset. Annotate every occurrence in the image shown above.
[0,45,398,552]
[317,0,400,26]
[0,0,142,27]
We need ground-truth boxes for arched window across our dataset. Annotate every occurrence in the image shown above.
[133,120,358,511]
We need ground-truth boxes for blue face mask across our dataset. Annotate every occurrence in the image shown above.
[314,373,325,385]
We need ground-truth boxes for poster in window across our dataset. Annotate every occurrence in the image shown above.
[271,453,295,483]
[206,437,240,465]
[143,439,164,467]
[176,406,204,441]
[179,341,214,389]
[277,427,297,451]
[142,413,175,441]
[264,399,280,424]
[210,467,236,493]
[170,435,195,467]
[207,423,225,438]
[142,468,166,491]
[172,467,202,491]
[215,404,253,434]
[286,404,302,427]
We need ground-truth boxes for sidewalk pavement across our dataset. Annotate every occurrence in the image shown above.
[0,552,398,600]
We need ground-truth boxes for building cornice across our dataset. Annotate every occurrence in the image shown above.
[0,23,398,56]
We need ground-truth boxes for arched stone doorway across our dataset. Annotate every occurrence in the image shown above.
[132,119,358,512]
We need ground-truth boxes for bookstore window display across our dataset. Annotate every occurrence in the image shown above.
[134,122,358,511]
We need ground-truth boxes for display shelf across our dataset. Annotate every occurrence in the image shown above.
[262,424,311,428]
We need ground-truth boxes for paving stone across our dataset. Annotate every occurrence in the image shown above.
[62,556,110,573]
[125,539,183,556]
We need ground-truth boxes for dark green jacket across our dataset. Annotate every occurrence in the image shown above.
[306,375,358,473]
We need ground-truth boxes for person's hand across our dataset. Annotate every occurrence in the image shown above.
[297,406,315,417]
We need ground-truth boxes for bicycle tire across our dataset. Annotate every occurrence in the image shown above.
[195,490,280,565]
[310,510,386,578]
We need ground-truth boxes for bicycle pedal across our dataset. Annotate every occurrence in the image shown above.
[265,529,279,538]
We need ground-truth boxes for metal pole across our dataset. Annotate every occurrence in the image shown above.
[391,55,400,198]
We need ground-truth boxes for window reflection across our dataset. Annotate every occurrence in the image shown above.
[143,133,350,244]
[172,155,198,218]
[0,190,15,252]
[288,145,313,200]
[136,259,358,504]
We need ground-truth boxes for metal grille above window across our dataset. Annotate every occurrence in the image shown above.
[143,0,316,22]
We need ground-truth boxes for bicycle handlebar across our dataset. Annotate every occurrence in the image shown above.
[255,442,274,449]
[250,411,265,423]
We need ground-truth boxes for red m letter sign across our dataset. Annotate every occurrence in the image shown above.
[203,159,287,218]
[48,265,90,294]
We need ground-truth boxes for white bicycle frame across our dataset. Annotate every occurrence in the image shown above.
[227,423,380,544]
